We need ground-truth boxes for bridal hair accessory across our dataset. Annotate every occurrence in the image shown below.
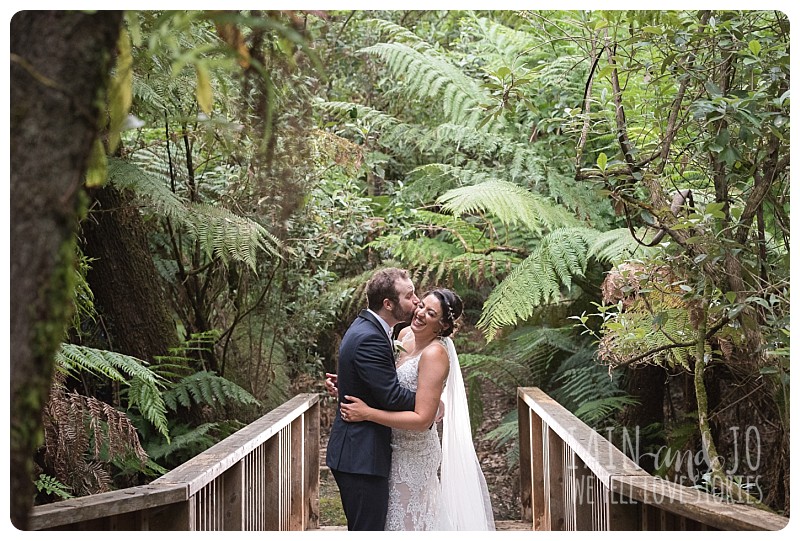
[432,289,457,327]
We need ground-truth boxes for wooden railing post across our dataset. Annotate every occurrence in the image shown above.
[546,426,566,530]
[517,390,533,523]
[304,400,321,530]
[570,451,594,530]
[265,429,281,530]
[607,477,640,530]
[290,416,304,530]
[519,387,546,530]
[146,497,195,530]
[223,461,244,530]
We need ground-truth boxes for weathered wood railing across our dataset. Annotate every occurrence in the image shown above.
[518,387,788,531]
[28,393,320,531]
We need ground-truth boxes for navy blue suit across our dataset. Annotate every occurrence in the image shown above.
[326,310,416,530]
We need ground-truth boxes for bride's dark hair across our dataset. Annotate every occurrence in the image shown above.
[429,288,463,337]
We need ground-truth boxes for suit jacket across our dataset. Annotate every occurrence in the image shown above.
[326,310,416,477]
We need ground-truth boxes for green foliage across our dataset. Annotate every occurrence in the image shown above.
[163,370,260,412]
[360,41,499,130]
[477,228,595,339]
[146,422,233,462]
[34,474,74,501]
[439,178,580,235]
[56,344,169,439]
[108,158,283,270]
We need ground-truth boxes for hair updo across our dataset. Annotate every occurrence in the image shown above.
[429,288,463,337]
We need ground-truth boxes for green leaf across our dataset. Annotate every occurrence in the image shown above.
[596,152,608,171]
[748,39,761,56]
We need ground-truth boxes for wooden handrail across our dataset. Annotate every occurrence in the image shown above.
[28,393,321,531]
[517,387,788,531]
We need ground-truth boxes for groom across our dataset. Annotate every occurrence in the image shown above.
[325,267,419,530]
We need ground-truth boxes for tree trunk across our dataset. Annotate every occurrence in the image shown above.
[619,364,666,471]
[10,11,123,529]
[81,185,180,362]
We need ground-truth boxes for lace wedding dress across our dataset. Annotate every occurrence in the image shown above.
[385,348,442,531]
[385,337,495,531]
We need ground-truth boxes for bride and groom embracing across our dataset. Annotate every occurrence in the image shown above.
[325,267,495,531]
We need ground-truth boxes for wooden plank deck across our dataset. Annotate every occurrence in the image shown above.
[315,520,529,531]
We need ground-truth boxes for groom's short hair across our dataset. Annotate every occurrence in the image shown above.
[366,267,409,311]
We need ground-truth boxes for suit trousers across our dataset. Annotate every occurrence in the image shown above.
[331,468,389,531]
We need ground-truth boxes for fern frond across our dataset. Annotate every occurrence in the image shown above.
[315,100,401,132]
[108,158,283,270]
[146,422,218,461]
[188,202,282,269]
[35,474,74,500]
[163,371,260,412]
[477,227,599,340]
[459,353,530,395]
[362,18,433,50]
[108,157,186,221]
[588,227,657,264]
[43,389,149,496]
[439,179,580,235]
[574,396,641,425]
[56,344,166,388]
[470,16,541,70]
[360,42,500,130]
[505,326,580,384]
[126,377,170,440]
[56,344,170,438]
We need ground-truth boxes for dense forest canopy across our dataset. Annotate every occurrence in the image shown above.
[9,9,789,526]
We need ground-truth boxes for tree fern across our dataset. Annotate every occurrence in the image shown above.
[478,227,599,340]
[362,18,434,50]
[469,16,541,69]
[163,370,260,412]
[438,178,580,235]
[359,41,502,131]
[315,100,402,132]
[588,227,657,264]
[108,157,283,269]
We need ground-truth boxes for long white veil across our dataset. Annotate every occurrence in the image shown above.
[438,336,496,530]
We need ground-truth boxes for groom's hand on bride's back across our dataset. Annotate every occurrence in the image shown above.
[324,373,338,399]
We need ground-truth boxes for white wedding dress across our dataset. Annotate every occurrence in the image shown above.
[385,337,495,531]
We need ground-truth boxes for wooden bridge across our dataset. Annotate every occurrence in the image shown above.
[27,388,788,531]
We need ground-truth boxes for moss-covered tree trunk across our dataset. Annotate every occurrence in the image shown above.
[81,185,180,362]
[10,11,123,529]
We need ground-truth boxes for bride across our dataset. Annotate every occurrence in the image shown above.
[339,288,495,531]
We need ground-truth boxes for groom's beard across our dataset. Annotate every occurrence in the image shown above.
[391,303,415,325]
